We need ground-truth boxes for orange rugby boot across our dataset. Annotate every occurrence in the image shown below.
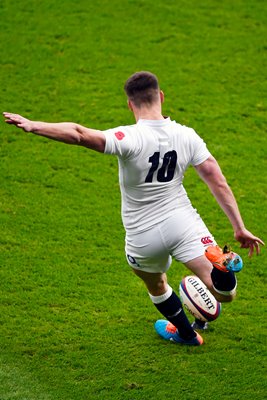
[205,245,243,273]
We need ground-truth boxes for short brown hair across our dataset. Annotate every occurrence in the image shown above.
[124,71,160,107]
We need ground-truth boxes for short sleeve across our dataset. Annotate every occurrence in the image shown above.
[103,127,135,159]
[188,129,211,166]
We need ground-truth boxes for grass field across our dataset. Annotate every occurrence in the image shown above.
[0,0,266,399]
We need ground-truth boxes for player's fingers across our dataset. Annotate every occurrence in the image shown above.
[3,112,17,119]
[9,117,24,126]
[4,116,19,123]
[255,241,260,255]
[5,119,20,125]
[3,112,11,117]
[3,113,22,122]
[248,243,254,258]
[255,237,265,246]
[4,115,15,122]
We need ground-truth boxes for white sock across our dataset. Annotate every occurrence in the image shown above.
[148,284,173,304]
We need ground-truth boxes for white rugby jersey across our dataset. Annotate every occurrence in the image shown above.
[103,118,210,232]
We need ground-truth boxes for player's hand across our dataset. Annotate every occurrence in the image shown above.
[3,112,33,132]
[234,227,265,257]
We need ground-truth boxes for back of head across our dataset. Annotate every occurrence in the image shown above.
[124,71,160,108]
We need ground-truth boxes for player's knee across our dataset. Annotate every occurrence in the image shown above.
[131,268,168,296]
[148,277,168,296]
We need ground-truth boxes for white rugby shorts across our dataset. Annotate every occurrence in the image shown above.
[125,206,216,273]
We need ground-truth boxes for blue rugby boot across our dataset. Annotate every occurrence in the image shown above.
[155,320,203,346]
[191,319,209,331]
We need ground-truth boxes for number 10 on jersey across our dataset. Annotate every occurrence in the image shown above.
[145,150,177,183]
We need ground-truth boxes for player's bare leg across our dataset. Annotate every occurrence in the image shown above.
[131,268,203,345]
[131,269,168,296]
[185,255,236,303]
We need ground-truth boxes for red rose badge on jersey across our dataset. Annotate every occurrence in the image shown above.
[115,131,125,140]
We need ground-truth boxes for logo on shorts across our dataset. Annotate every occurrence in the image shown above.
[115,131,125,140]
[201,236,213,245]
[127,254,142,268]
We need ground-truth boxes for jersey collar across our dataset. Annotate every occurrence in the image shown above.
[137,117,171,126]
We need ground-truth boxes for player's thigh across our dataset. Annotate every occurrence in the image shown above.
[169,207,216,266]
[184,255,213,290]
[125,226,172,274]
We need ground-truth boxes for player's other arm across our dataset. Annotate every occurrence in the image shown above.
[3,112,106,153]
[194,155,264,256]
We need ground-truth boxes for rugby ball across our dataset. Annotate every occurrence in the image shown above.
[179,276,221,322]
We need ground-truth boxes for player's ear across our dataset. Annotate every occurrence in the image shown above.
[160,90,165,104]
[127,99,134,111]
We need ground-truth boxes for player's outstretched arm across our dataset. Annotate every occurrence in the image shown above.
[195,155,264,256]
[3,112,106,153]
